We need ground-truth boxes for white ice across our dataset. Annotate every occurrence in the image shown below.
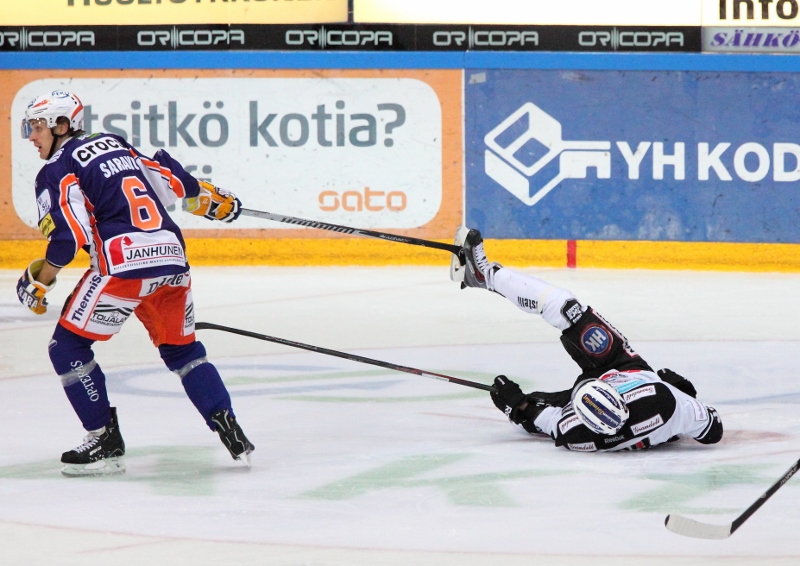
[1,265,799,565]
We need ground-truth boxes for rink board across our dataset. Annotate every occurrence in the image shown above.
[465,70,800,244]
[4,53,800,270]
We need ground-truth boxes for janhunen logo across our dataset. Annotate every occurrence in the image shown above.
[484,102,800,207]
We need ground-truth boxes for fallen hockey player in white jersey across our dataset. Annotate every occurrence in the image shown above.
[452,228,723,452]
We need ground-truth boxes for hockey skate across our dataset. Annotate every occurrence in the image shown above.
[61,407,126,477]
[449,226,470,283]
[454,227,500,291]
[210,409,255,466]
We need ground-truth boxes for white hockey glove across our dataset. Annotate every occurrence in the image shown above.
[183,180,242,223]
[16,258,57,315]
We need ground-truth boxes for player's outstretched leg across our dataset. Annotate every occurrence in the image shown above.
[210,409,255,465]
[491,268,583,331]
[451,227,502,290]
[61,407,126,477]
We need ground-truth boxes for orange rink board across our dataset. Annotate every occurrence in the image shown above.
[1,68,462,242]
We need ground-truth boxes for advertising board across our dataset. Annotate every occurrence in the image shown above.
[3,69,462,242]
[0,24,700,52]
[465,70,800,243]
[704,26,800,52]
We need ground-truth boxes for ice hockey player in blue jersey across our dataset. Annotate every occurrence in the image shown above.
[16,89,254,475]
[451,227,723,452]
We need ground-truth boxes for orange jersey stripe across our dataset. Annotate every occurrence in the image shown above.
[59,173,89,254]
[140,156,186,198]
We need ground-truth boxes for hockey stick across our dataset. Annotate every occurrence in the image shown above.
[196,322,495,393]
[240,208,463,256]
[664,456,800,539]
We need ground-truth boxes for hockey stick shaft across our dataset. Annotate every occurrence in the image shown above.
[196,322,495,392]
[730,456,800,534]
[665,456,800,538]
[240,208,462,255]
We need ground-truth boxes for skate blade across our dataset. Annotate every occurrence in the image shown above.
[234,450,252,468]
[61,457,126,477]
[449,225,469,283]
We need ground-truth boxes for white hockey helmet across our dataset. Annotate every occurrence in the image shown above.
[21,90,84,138]
[572,379,629,435]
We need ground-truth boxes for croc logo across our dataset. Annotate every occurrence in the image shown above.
[581,325,612,356]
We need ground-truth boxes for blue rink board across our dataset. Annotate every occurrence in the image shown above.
[465,69,800,243]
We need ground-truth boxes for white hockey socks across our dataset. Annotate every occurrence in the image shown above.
[492,268,584,331]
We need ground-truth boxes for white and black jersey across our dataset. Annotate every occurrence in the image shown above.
[489,267,723,452]
[531,370,721,452]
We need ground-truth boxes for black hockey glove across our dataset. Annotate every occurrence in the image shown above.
[491,376,550,426]
[491,376,526,422]
[657,368,697,398]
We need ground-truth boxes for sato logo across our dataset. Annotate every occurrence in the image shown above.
[484,101,800,207]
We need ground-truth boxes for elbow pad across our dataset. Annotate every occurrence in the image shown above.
[695,407,723,445]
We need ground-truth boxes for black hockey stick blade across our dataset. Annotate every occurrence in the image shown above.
[240,208,463,256]
[665,456,800,539]
[196,322,495,393]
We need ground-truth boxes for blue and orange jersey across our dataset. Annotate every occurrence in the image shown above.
[33,133,202,279]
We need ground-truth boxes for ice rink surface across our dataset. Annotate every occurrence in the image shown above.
[1,264,799,565]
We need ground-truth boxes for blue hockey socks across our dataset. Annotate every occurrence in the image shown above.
[158,341,233,430]
[49,324,111,432]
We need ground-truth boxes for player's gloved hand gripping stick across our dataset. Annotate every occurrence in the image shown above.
[184,181,242,223]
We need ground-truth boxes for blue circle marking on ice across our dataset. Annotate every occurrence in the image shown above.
[581,325,611,355]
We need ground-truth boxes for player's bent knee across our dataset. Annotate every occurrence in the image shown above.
[158,341,208,377]
[48,323,96,376]
[695,407,723,445]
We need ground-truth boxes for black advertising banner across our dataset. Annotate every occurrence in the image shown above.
[0,24,702,52]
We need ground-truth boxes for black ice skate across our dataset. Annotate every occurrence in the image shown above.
[453,227,500,291]
[61,407,126,477]
[210,409,255,466]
